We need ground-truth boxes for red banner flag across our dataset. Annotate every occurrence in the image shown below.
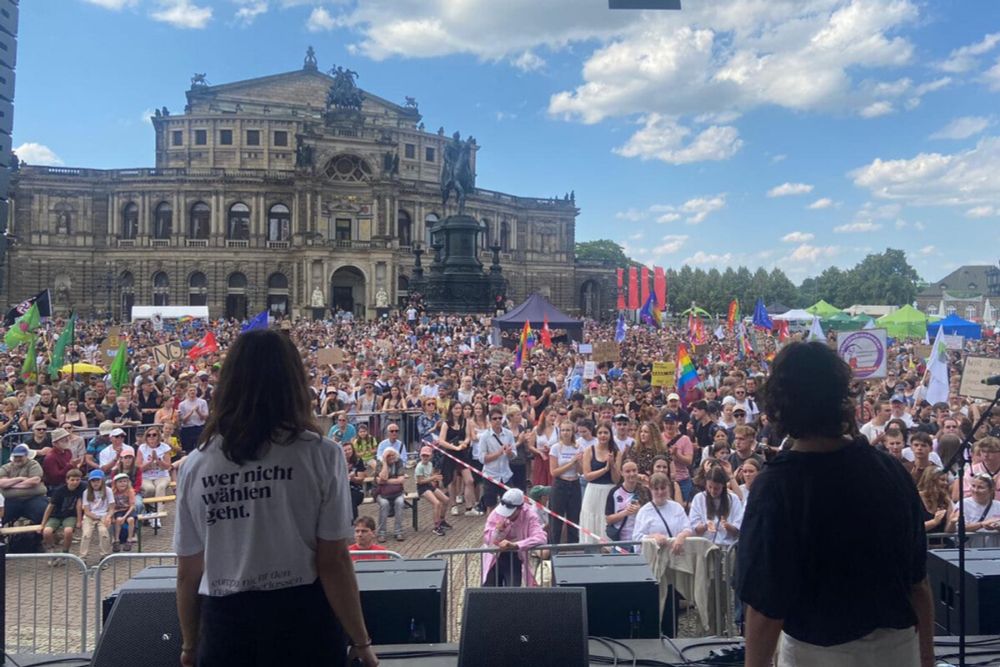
[188,331,218,360]
[616,268,625,310]
[627,267,639,309]
[541,315,552,349]
[653,267,665,309]
[640,266,649,307]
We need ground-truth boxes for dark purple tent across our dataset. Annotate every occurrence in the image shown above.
[492,293,583,342]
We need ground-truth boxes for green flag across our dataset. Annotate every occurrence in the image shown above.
[50,313,76,380]
[20,336,37,382]
[109,341,129,392]
[4,303,40,348]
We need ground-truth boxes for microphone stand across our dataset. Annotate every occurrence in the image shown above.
[943,386,1000,667]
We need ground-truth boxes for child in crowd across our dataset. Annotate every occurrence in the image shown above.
[78,469,113,559]
[40,468,84,560]
[111,473,136,552]
[415,446,451,536]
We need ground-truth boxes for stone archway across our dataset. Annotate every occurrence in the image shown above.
[330,266,366,318]
[580,280,601,318]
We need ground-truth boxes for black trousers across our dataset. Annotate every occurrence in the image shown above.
[484,551,522,587]
[549,478,581,544]
[198,579,345,667]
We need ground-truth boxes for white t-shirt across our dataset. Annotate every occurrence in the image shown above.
[179,397,209,427]
[139,443,172,479]
[901,448,943,467]
[576,436,598,450]
[962,497,1000,531]
[173,431,353,597]
[859,421,887,444]
[689,490,744,547]
[632,500,690,542]
[549,443,582,481]
[98,446,125,469]
[82,486,114,517]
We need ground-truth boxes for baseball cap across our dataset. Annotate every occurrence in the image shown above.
[496,488,525,518]
[662,413,678,423]
[613,413,630,422]
[88,470,106,481]
[733,408,747,416]
[890,395,905,404]
[528,485,551,501]
[113,473,130,483]
[110,428,126,437]
[722,396,738,406]
[420,446,433,457]
[11,443,30,458]
[120,445,136,457]
[98,421,115,436]
[667,393,680,402]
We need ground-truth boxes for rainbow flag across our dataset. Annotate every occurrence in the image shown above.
[727,299,739,331]
[514,320,531,369]
[676,344,698,399]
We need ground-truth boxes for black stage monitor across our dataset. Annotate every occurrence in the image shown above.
[458,587,588,667]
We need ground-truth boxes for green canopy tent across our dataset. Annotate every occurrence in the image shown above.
[876,304,929,339]
[822,312,858,331]
[849,314,875,329]
[806,299,843,318]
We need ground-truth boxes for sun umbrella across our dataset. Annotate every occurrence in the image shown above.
[59,362,106,375]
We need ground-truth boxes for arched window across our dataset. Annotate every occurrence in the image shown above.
[966,305,977,320]
[323,154,373,182]
[120,272,135,320]
[499,221,510,252]
[188,271,208,306]
[267,204,290,242]
[152,271,169,306]
[398,210,412,247]
[425,213,439,247]
[122,203,139,239]
[189,202,210,239]
[228,203,251,240]
[228,272,247,289]
[154,202,172,239]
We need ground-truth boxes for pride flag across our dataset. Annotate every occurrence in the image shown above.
[514,320,531,369]
[676,344,699,400]
[639,293,662,328]
[726,299,739,331]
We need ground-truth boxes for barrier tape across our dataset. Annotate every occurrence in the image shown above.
[426,439,621,548]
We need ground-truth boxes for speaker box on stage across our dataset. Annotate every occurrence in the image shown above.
[102,566,178,622]
[459,587,588,667]
[93,576,180,667]
[553,553,663,638]
[928,548,1000,635]
[353,558,446,644]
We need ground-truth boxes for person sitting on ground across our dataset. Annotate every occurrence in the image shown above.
[348,516,390,561]
[481,488,547,587]
[40,467,84,559]
[415,446,451,536]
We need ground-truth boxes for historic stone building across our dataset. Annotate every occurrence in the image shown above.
[4,50,616,320]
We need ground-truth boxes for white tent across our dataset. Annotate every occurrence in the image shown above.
[984,300,996,326]
[131,305,209,320]
[771,309,816,321]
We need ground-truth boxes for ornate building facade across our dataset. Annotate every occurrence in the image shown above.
[4,50,616,320]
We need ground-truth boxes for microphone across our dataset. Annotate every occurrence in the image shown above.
[982,375,1000,386]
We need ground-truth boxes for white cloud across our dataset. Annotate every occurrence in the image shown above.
[894,219,908,229]
[656,212,681,223]
[652,235,689,255]
[681,195,727,224]
[683,251,733,266]
[851,137,1000,208]
[985,57,1000,92]
[234,0,268,25]
[808,197,834,209]
[13,142,64,166]
[614,115,743,164]
[929,116,991,140]
[82,0,137,8]
[918,245,936,256]
[834,221,882,233]
[140,108,156,124]
[781,231,814,243]
[770,154,787,163]
[788,244,839,262]
[307,7,336,32]
[511,51,545,72]
[767,182,813,197]
[151,0,212,29]
[615,208,645,222]
[628,232,644,241]
[859,101,894,118]
[966,205,996,219]
[494,111,518,122]
[937,32,1000,73]
[914,221,926,230]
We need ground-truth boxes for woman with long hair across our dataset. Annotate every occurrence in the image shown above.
[529,408,558,487]
[917,466,955,541]
[689,465,743,547]
[174,330,376,667]
[737,342,932,667]
[621,422,664,483]
[579,422,620,544]
[548,420,584,544]
[437,400,470,515]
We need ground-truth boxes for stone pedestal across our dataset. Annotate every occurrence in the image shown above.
[311,307,326,321]
[376,307,390,319]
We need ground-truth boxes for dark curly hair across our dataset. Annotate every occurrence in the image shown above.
[760,342,855,441]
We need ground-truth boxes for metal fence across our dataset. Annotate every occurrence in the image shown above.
[2,423,170,463]
[318,409,426,458]
[6,552,90,655]
[90,552,179,646]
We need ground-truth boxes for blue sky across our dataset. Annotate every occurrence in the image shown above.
[13,0,1000,283]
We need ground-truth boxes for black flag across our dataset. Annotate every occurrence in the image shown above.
[4,289,52,326]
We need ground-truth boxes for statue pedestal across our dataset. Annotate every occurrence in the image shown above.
[376,307,390,319]
[311,307,326,321]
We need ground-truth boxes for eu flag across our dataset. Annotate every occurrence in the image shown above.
[241,310,269,333]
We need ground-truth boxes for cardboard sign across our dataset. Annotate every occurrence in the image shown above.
[99,327,122,361]
[591,341,620,364]
[375,339,393,354]
[914,344,932,360]
[651,361,676,388]
[150,341,185,366]
[837,329,888,380]
[317,348,345,366]
[943,334,964,351]
[959,355,1000,401]
[578,343,593,354]
[583,361,597,379]
[693,344,710,356]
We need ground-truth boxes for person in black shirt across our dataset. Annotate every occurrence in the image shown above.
[737,342,933,667]
[40,468,84,556]
[528,369,557,414]
[136,378,161,425]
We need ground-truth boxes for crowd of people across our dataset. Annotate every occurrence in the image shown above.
[0,310,997,571]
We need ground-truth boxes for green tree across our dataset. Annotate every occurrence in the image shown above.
[847,248,922,305]
[766,268,798,307]
[575,239,638,266]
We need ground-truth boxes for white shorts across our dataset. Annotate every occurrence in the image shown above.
[778,627,919,667]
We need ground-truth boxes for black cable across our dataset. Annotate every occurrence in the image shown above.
[661,633,687,663]
[602,636,638,667]
[589,636,620,667]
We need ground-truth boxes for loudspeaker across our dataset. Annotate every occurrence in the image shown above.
[929,548,1000,635]
[354,558,446,644]
[102,566,178,621]
[93,577,180,667]
[459,588,588,667]
[553,553,662,638]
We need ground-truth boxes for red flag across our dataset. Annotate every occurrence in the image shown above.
[653,267,665,310]
[616,269,625,310]
[188,331,218,360]
[640,266,649,307]
[627,267,639,310]
[776,320,790,343]
[541,315,552,349]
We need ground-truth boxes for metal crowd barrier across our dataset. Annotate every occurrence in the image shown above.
[2,423,170,461]
[5,552,90,654]
[91,552,179,646]
[320,409,426,457]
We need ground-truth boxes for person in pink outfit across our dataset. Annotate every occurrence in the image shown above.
[481,488,547,587]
